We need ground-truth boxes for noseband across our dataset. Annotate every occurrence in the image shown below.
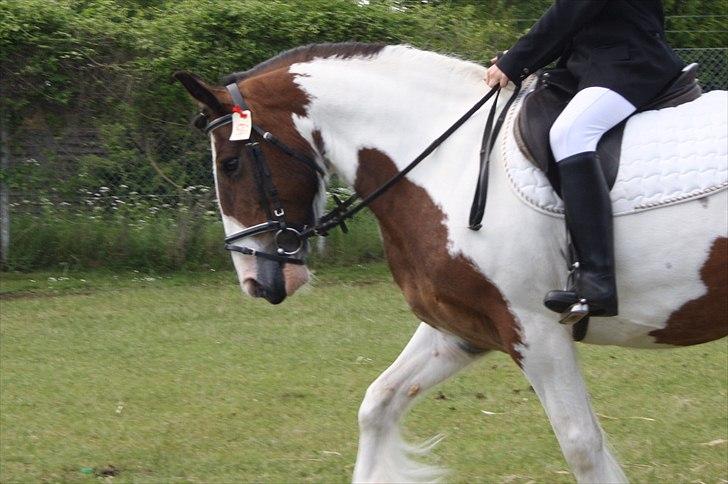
[200,81,517,266]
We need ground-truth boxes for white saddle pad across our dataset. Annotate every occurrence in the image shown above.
[501,77,728,217]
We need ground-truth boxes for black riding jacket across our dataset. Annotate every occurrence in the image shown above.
[497,0,684,107]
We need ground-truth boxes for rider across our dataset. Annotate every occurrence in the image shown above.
[485,0,684,319]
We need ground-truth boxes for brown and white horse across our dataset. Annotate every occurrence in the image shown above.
[176,43,727,483]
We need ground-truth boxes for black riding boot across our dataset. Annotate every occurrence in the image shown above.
[544,151,618,319]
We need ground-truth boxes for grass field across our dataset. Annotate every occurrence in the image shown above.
[1,265,726,483]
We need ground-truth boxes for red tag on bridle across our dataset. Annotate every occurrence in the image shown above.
[232,105,248,118]
[229,105,253,141]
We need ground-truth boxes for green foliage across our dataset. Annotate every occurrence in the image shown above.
[6,195,385,271]
[663,0,728,47]
[0,0,136,116]
[7,202,228,272]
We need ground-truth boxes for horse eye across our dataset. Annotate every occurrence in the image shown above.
[221,157,240,174]
[193,112,207,130]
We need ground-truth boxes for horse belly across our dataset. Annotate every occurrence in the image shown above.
[583,191,728,348]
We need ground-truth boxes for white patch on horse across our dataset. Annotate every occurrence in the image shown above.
[291,46,489,187]
[210,134,260,293]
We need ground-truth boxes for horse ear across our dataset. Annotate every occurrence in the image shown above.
[173,71,226,113]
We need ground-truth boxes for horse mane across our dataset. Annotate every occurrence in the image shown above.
[221,42,387,84]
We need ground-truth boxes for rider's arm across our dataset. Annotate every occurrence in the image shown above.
[497,0,609,84]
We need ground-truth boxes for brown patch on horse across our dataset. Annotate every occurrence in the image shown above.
[650,237,728,346]
[199,43,385,228]
[211,66,319,227]
[355,148,524,362]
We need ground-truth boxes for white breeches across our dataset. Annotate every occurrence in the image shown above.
[550,87,636,161]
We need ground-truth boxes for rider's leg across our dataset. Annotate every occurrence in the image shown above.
[549,87,636,162]
[545,87,636,318]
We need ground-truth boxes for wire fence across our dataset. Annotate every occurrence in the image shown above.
[1,47,726,270]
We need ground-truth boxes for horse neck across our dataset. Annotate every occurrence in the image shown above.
[289,46,491,187]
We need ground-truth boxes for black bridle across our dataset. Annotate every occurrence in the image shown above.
[203,83,324,265]
[201,81,519,265]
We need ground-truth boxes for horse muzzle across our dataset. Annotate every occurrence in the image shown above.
[243,255,288,304]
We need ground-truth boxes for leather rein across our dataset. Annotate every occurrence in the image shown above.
[201,81,520,265]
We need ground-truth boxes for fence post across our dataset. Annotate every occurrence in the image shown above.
[0,113,10,270]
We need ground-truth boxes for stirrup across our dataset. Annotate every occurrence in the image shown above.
[559,299,590,325]
[543,262,580,314]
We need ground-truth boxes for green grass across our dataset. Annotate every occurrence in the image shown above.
[1,265,726,483]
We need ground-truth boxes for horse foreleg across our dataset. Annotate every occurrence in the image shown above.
[518,321,628,483]
[353,322,485,483]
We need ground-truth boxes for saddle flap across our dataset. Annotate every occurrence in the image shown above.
[514,69,622,195]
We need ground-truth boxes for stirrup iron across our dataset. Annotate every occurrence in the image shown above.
[559,299,589,325]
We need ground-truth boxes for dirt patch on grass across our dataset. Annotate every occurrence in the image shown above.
[0,290,95,301]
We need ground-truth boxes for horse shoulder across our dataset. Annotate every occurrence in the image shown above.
[351,143,528,357]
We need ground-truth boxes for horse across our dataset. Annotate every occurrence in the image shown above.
[175,42,728,483]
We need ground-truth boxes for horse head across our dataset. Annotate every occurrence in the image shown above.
[174,71,324,304]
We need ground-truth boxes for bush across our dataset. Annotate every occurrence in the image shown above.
[6,189,385,272]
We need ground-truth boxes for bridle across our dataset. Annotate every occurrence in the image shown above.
[200,81,519,266]
[203,83,324,265]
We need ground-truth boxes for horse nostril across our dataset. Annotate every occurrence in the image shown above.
[243,278,265,298]
[243,278,286,304]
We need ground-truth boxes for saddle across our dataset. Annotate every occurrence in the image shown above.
[514,63,703,195]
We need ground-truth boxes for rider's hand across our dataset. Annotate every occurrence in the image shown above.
[485,63,511,88]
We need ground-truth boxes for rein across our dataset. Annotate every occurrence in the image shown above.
[201,81,519,265]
